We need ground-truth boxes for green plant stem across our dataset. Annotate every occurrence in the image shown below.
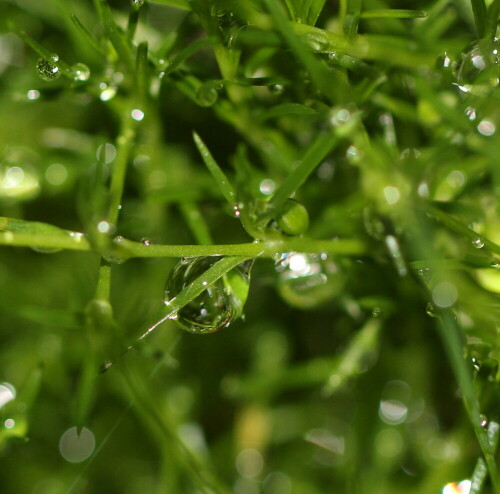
[437,311,500,493]
[108,112,136,225]
[0,230,365,258]
[269,131,341,214]
[470,0,488,37]
[360,9,428,19]
[425,206,500,256]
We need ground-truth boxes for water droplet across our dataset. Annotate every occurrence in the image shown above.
[99,83,117,101]
[456,38,499,95]
[196,81,223,107]
[141,238,151,246]
[71,63,90,82]
[131,108,145,121]
[426,302,438,317]
[276,253,344,309]
[304,32,329,52]
[480,414,489,428]
[36,55,61,81]
[472,237,484,249]
[477,119,496,136]
[164,256,252,334]
[372,307,381,318]
[442,479,471,494]
[26,89,40,100]
[131,0,144,8]
[491,260,500,268]
[270,84,284,95]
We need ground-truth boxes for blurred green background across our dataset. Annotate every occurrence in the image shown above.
[0,0,499,493]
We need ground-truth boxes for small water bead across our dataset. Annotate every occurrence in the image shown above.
[304,32,329,52]
[71,63,90,82]
[36,55,61,81]
[131,0,144,8]
[372,307,381,318]
[426,302,438,317]
[491,260,500,268]
[276,253,344,309]
[270,84,284,95]
[165,256,252,334]
[472,237,484,249]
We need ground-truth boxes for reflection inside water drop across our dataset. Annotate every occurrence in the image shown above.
[165,256,252,334]
[36,56,60,81]
[276,253,344,309]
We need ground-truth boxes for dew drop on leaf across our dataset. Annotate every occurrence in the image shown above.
[36,56,61,81]
[165,256,252,334]
[71,63,90,82]
[270,84,284,95]
[472,237,484,249]
[425,302,438,317]
[276,253,344,309]
[195,81,223,107]
[131,0,144,8]
[456,38,499,94]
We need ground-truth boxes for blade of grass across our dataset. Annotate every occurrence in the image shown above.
[344,0,362,38]
[425,206,500,256]
[436,310,500,492]
[360,9,428,19]
[149,0,191,10]
[268,131,340,214]
[268,111,359,215]
[193,132,238,208]
[486,0,500,40]
[261,0,349,104]
[259,103,318,121]
[12,28,73,78]
[161,38,211,77]
[470,0,488,37]
[179,202,213,245]
[135,41,149,104]
[470,421,500,493]
[99,0,135,73]
[70,14,107,56]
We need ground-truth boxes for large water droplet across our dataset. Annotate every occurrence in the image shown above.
[36,55,61,81]
[276,253,344,309]
[196,81,223,107]
[165,256,252,334]
[456,38,499,95]
[71,63,90,82]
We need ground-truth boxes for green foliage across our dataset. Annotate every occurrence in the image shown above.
[0,0,499,493]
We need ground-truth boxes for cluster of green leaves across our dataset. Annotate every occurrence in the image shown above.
[0,0,499,493]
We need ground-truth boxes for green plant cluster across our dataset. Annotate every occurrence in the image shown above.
[0,0,499,493]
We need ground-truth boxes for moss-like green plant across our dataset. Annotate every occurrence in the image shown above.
[0,0,499,492]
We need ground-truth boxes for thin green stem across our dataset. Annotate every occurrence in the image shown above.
[360,9,428,19]
[108,113,136,225]
[269,131,340,214]
[437,311,500,493]
[470,0,488,37]
[0,229,366,258]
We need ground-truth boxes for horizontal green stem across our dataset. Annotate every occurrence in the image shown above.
[360,9,428,19]
[0,230,365,259]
